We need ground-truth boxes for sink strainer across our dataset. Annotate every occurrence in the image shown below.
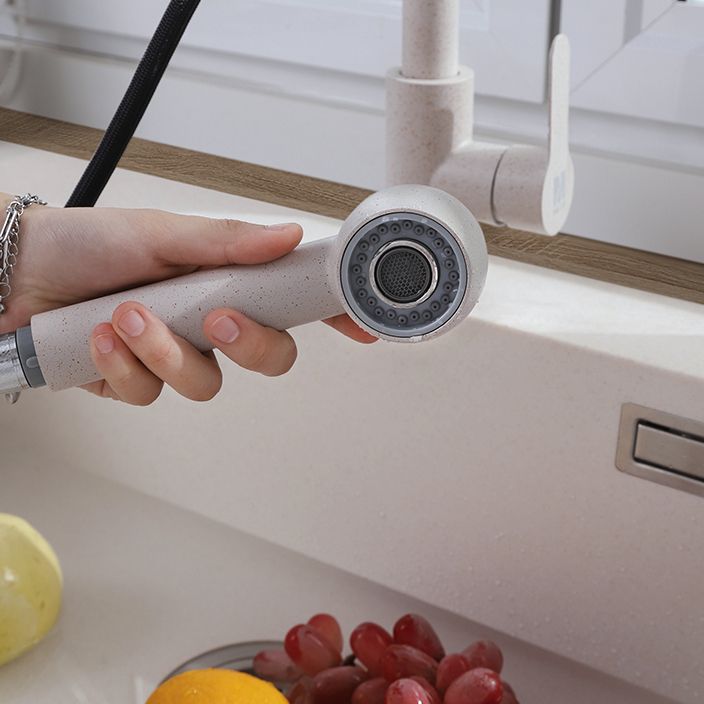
[162,640,357,691]
[162,640,284,688]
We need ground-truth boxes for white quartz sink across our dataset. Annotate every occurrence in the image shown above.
[1,141,703,702]
[0,459,675,704]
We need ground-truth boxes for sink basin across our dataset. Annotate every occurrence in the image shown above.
[1,141,702,703]
[0,459,673,704]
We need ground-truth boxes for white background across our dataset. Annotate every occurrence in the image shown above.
[0,0,703,262]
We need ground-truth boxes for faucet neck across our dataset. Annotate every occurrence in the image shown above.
[402,0,460,80]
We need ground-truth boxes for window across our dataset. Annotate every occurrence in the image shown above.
[559,0,704,261]
[1,1,702,261]
[564,0,703,155]
[12,0,553,101]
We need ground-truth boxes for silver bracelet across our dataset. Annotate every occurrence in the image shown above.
[1,193,47,404]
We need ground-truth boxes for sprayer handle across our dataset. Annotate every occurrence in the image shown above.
[30,237,343,391]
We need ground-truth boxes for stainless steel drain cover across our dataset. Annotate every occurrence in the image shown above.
[162,640,284,686]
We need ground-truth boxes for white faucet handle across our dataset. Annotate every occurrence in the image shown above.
[548,34,570,167]
[492,34,575,236]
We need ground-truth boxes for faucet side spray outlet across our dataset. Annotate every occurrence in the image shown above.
[0,186,488,395]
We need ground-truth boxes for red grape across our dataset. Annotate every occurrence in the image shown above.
[393,615,445,661]
[444,668,503,704]
[312,666,368,704]
[461,641,504,674]
[352,677,389,704]
[500,681,519,704]
[309,614,343,653]
[254,649,303,682]
[385,678,433,704]
[436,653,471,694]
[288,676,315,704]
[409,677,441,704]
[285,624,342,675]
[350,623,393,676]
[380,645,438,684]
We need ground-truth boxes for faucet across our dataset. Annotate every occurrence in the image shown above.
[387,0,574,236]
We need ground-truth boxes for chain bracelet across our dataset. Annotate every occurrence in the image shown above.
[1,194,47,403]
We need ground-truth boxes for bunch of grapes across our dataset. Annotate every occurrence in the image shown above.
[253,614,519,704]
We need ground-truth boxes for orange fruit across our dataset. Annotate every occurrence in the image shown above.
[146,669,288,704]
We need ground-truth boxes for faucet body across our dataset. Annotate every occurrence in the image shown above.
[388,0,574,236]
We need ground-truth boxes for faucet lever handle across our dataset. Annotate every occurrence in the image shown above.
[492,33,575,235]
[548,34,571,170]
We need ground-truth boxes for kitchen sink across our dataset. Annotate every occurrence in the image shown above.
[1,141,702,703]
[1,458,674,704]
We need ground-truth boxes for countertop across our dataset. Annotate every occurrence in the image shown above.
[1,140,703,703]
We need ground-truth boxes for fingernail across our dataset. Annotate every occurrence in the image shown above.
[265,222,298,231]
[118,310,146,337]
[94,334,114,355]
[211,315,240,344]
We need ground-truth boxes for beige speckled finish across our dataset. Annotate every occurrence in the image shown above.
[332,184,487,343]
[387,67,474,186]
[389,5,575,237]
[431,144,506,225]
[402,0,459,80]
[31,238,341,391]
[387,66,505,225]
[30,185,487,391]
[493,145,576,235]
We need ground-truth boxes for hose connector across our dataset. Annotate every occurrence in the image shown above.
[0,331,30,401]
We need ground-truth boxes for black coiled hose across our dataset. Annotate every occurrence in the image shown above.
[66,0,201,208]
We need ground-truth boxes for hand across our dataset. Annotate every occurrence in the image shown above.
[0,196,376,404]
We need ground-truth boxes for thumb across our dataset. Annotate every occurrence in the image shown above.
[149,211,303,268]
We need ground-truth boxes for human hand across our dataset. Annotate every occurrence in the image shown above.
[0,196,376,404]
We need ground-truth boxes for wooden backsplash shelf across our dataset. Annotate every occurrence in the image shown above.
[1,107,702,305]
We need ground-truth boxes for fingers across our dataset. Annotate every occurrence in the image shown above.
[108,302,224,402]
[204,309,298,377]
[88,303,298,406]
[87,305,368,407]
[89,323,164,405]
[324,314,378,343]
[144,211,303,268]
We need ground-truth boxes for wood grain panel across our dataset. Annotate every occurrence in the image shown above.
[2,107,702,304]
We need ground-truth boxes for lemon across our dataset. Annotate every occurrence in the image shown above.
[0,514,62,667]
[147,669,288,704]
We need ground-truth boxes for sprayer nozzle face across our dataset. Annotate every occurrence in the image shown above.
[340,212,468,338]
[372,241,436,304]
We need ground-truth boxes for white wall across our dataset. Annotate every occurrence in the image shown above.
[1,0,703,262]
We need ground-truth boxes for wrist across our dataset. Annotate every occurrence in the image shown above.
[0,195,47,334]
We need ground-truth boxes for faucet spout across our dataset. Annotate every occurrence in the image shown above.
[390,7,574,236]
[402,0,459,80]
